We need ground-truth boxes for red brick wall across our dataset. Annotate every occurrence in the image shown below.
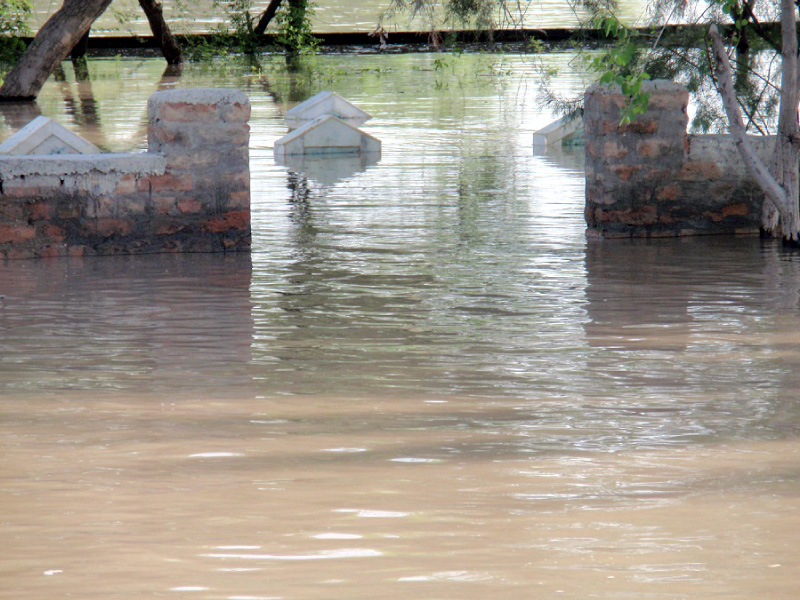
[585,81,768,238]
[0,88,250,259]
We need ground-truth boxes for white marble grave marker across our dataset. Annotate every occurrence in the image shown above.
[285,91,372,129]
[274,114,381,158]
[0,116,100,155]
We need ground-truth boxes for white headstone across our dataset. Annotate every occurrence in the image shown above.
[0,116,100,155]
[274,115,381,158]
[533,115,583,153]
[285,91,372,129]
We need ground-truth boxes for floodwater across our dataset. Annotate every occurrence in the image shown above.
[29,0,650,35]
[1,53,800,598]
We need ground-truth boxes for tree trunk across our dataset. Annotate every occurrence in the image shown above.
[70,29,90,60]
[254,0,283,37]
[709,0,800,242]
[138,0,182,65]
[773,0,800,241]
[0,0,114,101]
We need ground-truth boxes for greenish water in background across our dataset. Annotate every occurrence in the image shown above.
[29,0,649,35]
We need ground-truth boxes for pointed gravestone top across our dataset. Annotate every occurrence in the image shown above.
[285,91,372,129]
[0,116,100,156]
[274,114,381,158]
[275,152,380,187]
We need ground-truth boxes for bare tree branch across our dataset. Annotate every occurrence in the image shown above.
[0,0,114,101]
[254,0,283,37]
[709,24,788,212]
[139,0,182,65]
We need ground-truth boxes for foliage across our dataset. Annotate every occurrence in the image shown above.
[209,0,262,55]
[587,12,651,124]
[109,0,139,36]
[191,0,318,59]
[382,0,533,40]
[274,0,318,57]
[0,0,30,65]
[587,0,786,133]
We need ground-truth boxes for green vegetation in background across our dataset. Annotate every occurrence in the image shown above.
[180,0,318,61]
[572,0,784,133]
[0,0,30,67]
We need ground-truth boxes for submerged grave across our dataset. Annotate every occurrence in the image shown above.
[0,116,101,156]
[283,91,372,129]
[584,80,768,238]
[0,88,251,259]
[273,114,381,159]
[273,91,381,185]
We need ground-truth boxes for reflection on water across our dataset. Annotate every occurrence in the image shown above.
[276,152,381,187]
[1,54,799,598]
[29,0,650,35]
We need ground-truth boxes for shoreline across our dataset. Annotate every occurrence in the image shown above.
[13,22,760,57]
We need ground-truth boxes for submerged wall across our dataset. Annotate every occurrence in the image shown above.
[584,80,771,238]
[0,87,250,259]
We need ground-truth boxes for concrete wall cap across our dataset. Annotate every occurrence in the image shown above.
[0,152,166,178]
[148,87,249,107]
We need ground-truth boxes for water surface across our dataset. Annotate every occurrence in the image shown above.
[1,53,799,599]
[28,0,650,34]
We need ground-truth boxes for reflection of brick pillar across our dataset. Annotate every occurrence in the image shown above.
[584,80,688,238]
[147,88,251,251]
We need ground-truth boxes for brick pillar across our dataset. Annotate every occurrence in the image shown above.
[584,80,688,237]
[147,87,251,251]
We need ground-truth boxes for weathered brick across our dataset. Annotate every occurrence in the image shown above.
[637,139,677,159]
[194,123,250,146]
[153,195,176,215]
[619,119,659,135]
[28,202,50,221]
[610,165,641,181]
[177,197,202,213]
[156,223,186,236]
[3,247,35,259]
[1,88,251,259]
[91,218,133,237]
[722,203,749,218]
[36,245,65,259]
[656,185,680,202]
[227,190,250,209]
[201,210,250,233]
[647,90,689,111]
[597,205,658,226]
[4,183,34,198]
[41,224,66,242]
[603,141,629,160]
[679,161,722,181]
[155,101,218,123]
[55,199,82,220]
[115,173,137,195]
[162,150,220,170]
[149,173,194,192]
[0,202,24,221]
[219,102,251,123]
[0,224,35,244]
[150,122,189,146]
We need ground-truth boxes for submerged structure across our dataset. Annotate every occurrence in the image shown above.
[0,116,101,156]
[273,115,381,159]
[0,88,251,259]
[584,80,766,238]
[284,91,372,129]
[274,91,381,160]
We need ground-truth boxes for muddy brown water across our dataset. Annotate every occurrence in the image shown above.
[1,53,799,598]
